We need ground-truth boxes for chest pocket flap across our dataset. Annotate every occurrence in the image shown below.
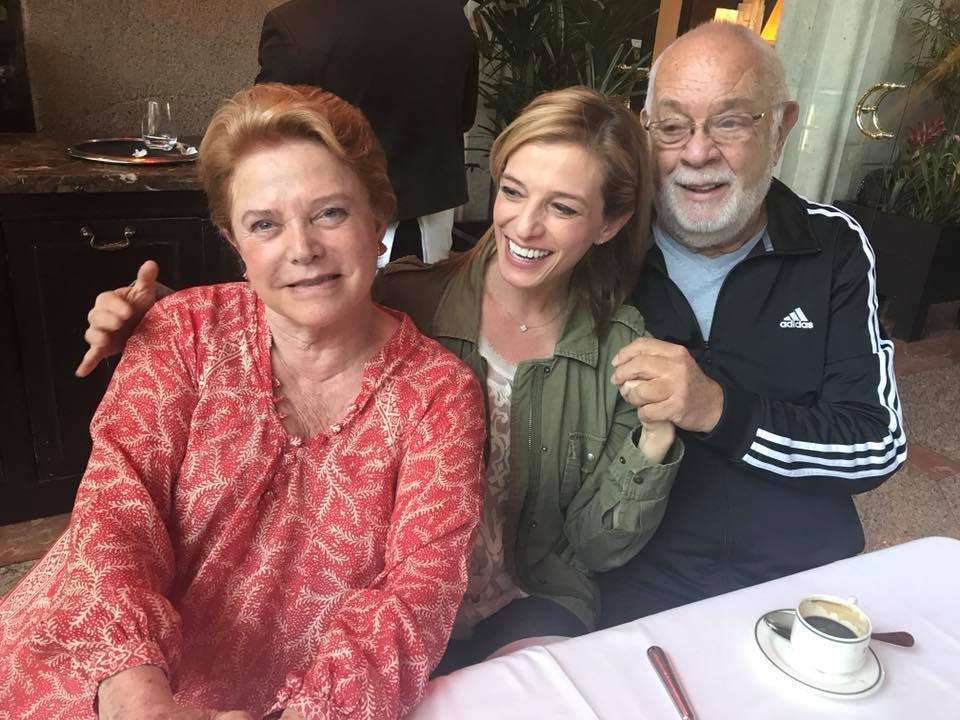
[560,432,606,510]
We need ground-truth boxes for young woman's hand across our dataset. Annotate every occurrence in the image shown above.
[76,260,161,377]
[636,419,676,464]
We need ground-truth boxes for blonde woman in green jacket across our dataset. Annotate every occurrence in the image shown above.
[77,86,682,674]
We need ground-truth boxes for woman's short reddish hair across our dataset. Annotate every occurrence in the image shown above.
[198,83,396,233]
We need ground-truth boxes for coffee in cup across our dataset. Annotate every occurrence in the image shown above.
[789,594,872,674]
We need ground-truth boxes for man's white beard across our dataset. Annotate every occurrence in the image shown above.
[654,159,774,251]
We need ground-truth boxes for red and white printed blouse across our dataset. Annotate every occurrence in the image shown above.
[0,283,485,720]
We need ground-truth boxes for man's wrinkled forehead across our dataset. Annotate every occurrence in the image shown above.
[653,36,771,112]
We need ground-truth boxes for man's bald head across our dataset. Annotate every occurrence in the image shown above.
[646,22,789,123]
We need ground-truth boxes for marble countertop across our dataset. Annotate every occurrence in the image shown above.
[0,134,201,193]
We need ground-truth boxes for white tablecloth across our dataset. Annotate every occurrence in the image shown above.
[410,536,960,719]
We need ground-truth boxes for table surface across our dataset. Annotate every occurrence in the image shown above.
[410,536,960,719]
[0,133,201,193]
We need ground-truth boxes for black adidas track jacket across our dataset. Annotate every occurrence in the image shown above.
[599,178,906,624]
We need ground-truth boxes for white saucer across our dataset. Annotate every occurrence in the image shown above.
[754,609,884,699]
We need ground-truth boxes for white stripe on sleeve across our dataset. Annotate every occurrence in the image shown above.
[740,200,906,478]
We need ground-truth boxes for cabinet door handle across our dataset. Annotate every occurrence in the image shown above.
[83,225,134,251]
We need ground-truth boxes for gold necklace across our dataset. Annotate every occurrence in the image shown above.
[484,288,568,333]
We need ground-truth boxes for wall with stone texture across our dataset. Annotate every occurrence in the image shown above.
[21,0,285,139]
[19,0,490,221]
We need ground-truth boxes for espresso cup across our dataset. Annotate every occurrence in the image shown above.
[789,594,872,674]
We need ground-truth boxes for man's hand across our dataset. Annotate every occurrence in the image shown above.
[75,260,160,378]
[97,664,253,720]
[612,337,724,434]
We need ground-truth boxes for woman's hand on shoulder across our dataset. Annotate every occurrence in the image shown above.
[75,260,163,377]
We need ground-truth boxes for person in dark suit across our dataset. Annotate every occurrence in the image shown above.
[256,0,479,263]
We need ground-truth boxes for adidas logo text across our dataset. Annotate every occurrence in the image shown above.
[780,307,814,329]
[780,319,813,328]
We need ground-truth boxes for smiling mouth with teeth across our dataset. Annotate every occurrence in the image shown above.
[508,238,553,260]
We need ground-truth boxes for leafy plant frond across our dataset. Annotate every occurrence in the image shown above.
[863,1,960,223]
[905,0,960,131]
[860,134,960,225]
[473,0,658,138]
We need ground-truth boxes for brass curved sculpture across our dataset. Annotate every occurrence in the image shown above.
[855,82,906,139]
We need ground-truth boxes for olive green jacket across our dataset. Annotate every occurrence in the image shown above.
[374,248,682,629]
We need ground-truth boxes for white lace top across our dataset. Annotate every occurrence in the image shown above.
[451,336,529,638]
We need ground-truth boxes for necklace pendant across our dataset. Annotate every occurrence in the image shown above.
[519,324,528,333]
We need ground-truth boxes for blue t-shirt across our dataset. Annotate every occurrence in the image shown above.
[654,225,767,340]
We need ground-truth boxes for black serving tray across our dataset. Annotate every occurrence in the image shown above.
[67,137,198,165]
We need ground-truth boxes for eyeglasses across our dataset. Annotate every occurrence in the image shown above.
[643,111,767,148]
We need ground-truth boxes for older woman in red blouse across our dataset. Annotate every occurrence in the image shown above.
[0,85,485,720]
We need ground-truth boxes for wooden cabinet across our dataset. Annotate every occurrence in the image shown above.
[0,240,35,517]
[0,191,236,523]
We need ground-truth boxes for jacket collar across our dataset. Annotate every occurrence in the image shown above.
[647,177,821,272]
[432,242,600,367]
[761,177,822,255]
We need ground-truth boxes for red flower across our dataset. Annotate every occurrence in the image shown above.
[908,114,946,149]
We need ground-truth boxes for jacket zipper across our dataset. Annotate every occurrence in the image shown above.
[648,227,821,589]
[649,252,763,577]
[527,364,544,515]
[515,362,544,594]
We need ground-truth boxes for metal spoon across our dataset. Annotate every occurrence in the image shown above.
[763,609,915,647]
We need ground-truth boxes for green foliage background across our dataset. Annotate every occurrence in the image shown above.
[858,0,960,224]
[472,0,659,138]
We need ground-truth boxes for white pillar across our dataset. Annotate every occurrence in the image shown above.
[773,0,906,203]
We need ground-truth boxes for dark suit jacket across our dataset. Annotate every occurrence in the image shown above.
[257,0,479,221]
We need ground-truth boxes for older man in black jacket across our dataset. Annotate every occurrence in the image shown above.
[602,21,906,625]
[256,0,479,264]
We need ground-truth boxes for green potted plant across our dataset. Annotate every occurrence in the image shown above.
[837,0,960,340]
[472,0,659,138]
